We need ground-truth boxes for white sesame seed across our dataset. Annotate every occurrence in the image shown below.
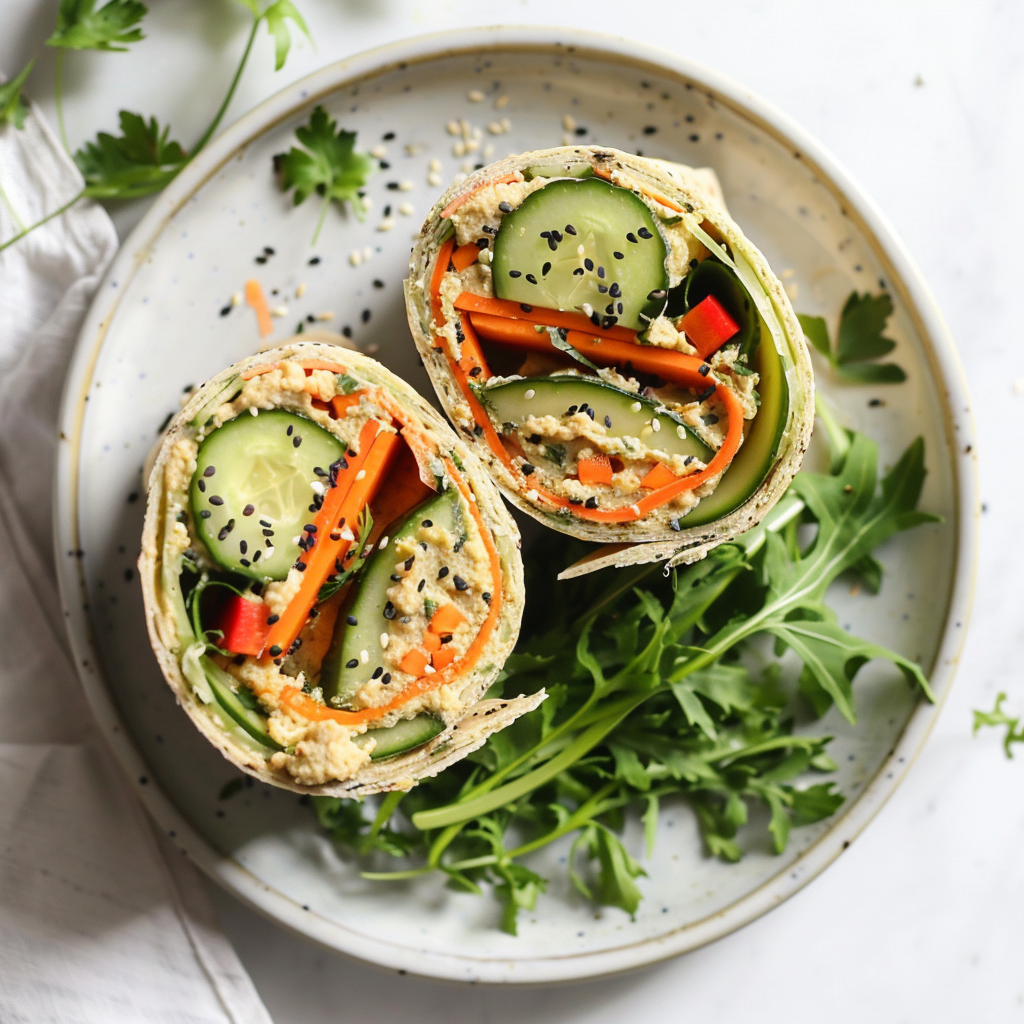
[651,418,661,432]
[314,311,335,321]
[524,389,535,399]
[377,217,395,232]
[467,89,485,102]
[460,160,474,173]
[369,144,388,159]
[424,664,435,674]
[405,143,423,156]
[526,489,539,501]
[429,157,442,172]
[577,244,585,257]
[355,469,366,481]
[500,118,511,132]
[248,406,259,416]
[398,202,414,215]
[427,172,442,187]
[563,114,575,132]
[295,282,307,298]
[482,143,494,158]
[362,196,373,210]
[630,504,641,516]
[231,291,242,306]
[397,180,414,191]
[349,250,362,267]
[310,481,325,495]
[495,95,509,109]
[676,425,687,439]
[379,535,389,549]
[380,632,390,649]
[452,141,466,157]
[631,401,643,412]
[487,121,506,135]
[582,303,594,317]
[561,134,572,146]
[340,527,355,541]
[359,649,369,664]
[270,305,289,317]
[447,120,461,135]
[478,249,492,264]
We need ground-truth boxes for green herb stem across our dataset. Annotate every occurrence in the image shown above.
[0,188,85,255]
[54,50,69,154]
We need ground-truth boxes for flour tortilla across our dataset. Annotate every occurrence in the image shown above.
[405,146,814,572]
[139,340,538,797]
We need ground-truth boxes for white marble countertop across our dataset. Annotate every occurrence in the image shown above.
[4,0,1022,1019]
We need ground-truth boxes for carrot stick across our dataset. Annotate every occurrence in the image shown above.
[450,243,480,272]
[578,453,613,486]
[430,236,456,327]
[453,292,638,342]
[439,172,519,220]
[261,420,399,658]
[245,279,274,338]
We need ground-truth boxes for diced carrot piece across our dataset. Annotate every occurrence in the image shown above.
[330,393,362,418]
[422,631,442,653]
[311,398,331,412]
[399,649,430,677]
[640,462,678,490]
[431,647,458,671]
[678,295,740,359]
[450,243,480,272]
[429,603,466,635]
[578,453,613,486]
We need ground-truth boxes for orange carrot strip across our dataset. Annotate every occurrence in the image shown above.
[330,393,363,417]
[422,631,442,654]
[431,647,457,671]
[454,292,637,342]
[440,173,519,220]
[277,457,504,725]
[430,236,456,328]
[262,421,399,658]
[244,279,273,338]
[578,453,613,486]
[429,603,466,635]
[450,243,480,272]
[399,649,430,677]
[455,310,492,382]
[640,462,678,490]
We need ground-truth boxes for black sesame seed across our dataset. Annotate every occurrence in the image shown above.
[626,232,638,243]
[203,466,216,477]
[547,236,557,251]
[239,539,248,554]
[453,575,468,591]
[197,479,206,493]
[542,262,551,275]
[604,415,612,428]
[572,267,585,276]
[469,366,483,377]
[386,181,400,190]
[220,305,231,317]
[417,578,426,592]
[262,528,274,537]
[342,326,353,339]
[390,574,401,582]
[552,230,563,243]
[609,283,621,298]
[422,519,433,527]
[597,266,606,279]
[346,659,359,669]
[585,407,595,420]
[295,562,307,572]
[255,255,267,264]
[382,673,392,684]
[476,237,489,249]
[698,385,715,402]
[598,284,608,294]
[404,556,414,570]
[565,224,577,235]
[383,131,395,140]
[528,433,542,444]
[286,424,294,436]
[482,592,492,604]
[520,303,533,313]
[648,289,667,300]
[293,435,302,448]
[208,495,224,506]
[373,279,385,289]
[361,309,371,323]
[522,463,535,475]
[525,274,537,284]
[200,510,211,519]
[698,363,711,377]
[269,645,282,657]
[584,258,594,271]
[643,125,658,134]
[567,405,578,415]
[252,550,262,563]
[617,302,623,314]
[638,227,652,239]
[308,256,321,265]
[438,566,449,578]
[239,558,251,567]
[383,602,396,620]
[684,455,695,466]
[243,504,255,516]
[585,497,598,509]
[372,666,383,679]
[498,201,513,213]
[218,522,234,541]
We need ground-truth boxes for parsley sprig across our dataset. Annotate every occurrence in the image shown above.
[799,291,907,384]
[0,0,312,255]
[313,425,938,932]
[974,694,1024,758]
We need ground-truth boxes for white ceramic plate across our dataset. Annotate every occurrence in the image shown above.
[55,27,977,984]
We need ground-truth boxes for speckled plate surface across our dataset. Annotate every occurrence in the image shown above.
[54,27,977,984]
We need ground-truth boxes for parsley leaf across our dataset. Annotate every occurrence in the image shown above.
[973,693,1024,758]
[799,291,906,384]
[274,105,376,243]
[0,60,34,130]
[74,111,187,199]
[46,0,147,51]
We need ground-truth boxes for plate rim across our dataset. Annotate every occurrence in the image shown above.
[53,24,979,985]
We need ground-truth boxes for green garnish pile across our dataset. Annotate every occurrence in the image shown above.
[313,421,939,933]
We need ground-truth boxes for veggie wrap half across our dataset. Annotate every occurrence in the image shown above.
[139,340,538,796]
[405,147,814,573]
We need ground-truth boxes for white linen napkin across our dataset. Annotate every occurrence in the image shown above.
[0,88,273,1024]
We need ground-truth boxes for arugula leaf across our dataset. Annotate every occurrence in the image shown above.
[275,105,376,242]
[0,60,34,130]
[798,291,906,384]
[74,111,187,199]
[46,0,147,51]
[973,693,1024,758]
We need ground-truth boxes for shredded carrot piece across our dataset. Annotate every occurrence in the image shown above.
[429,603,466,635]
[431,647,457,671]
[244,279,273,338]
[440,173,519,219]
[450,243,480,272]
[453,292,637,342]
[399,649,430,677]
[640,462,678,490]
[578,453,613,486]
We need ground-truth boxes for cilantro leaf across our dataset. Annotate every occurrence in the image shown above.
[973,693,1024,758]
[74,111,187,199]
[46,0,147,51]
[0,60,34,130]
[798,291,906,384]
[274,105,376,242]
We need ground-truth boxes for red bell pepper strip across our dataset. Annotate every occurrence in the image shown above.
[216,595,271,656]
[678,294,740,359]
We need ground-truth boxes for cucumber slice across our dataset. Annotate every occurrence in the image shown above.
[320,487,464,706]
[523,162,596,181]
[190,410,346,582]
[492,178,669,331]
[477,375,713,465]
[355,715,445,760]
[678,317,790,526]
[203,657,283,751]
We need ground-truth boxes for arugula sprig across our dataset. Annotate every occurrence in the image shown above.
[973,693,1024,758]
[799,292,907,384]
[274,105,377,243]
[314,428,938,932]
[0,61,35,131]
